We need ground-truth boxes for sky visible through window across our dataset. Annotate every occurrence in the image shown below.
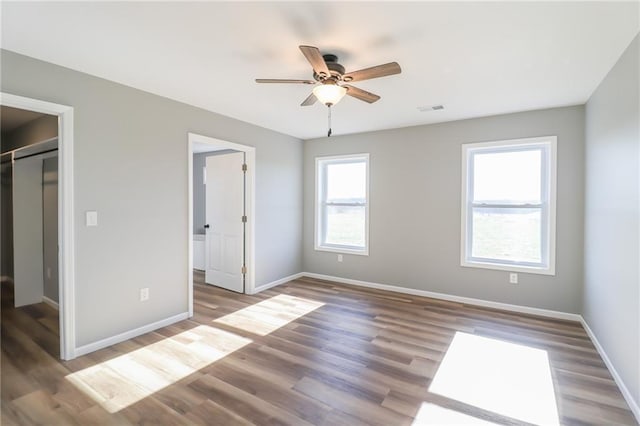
[473,149,541,204]
[327,161,366,202]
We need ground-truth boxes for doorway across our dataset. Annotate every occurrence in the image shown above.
[187,133,255,317]
[0,93,75,360]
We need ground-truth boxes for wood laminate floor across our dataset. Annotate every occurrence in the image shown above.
[1,272,637,425]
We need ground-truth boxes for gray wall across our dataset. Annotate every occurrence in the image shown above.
[304,105,585,313]
[192,150,235,235]
[43,156,58,302]
[584,35,639,407]
[1,114,57,153]
[1,49,303,347]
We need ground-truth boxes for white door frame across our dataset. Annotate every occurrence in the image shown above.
[1,92,76,360]
[187,132,256,316]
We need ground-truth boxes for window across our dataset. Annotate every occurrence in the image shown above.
[315,154,369,255]
[461,136,556,275]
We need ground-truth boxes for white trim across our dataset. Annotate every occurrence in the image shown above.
[461,135,558,150]
[188,142,194,316]
[250,273,304,295]
[74,312,189,357]
[459,260,556,276]
[301,272,581,322]
[42,296,59,310]
[580,317,640,422]
[314,153,370,256]
[460,136,557,276]
[313,246,370,256]
[187,132,256,316]
[1,92,76,360]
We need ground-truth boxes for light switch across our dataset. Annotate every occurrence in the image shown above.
[86,211,98,227]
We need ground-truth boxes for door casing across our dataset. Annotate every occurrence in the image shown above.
[187,132,256,317]
[1,92,76,360]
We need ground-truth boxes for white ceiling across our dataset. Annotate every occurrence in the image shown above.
[2,2,638,140]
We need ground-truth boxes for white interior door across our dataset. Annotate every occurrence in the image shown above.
[205,152,245,293]
[12,156,44,307]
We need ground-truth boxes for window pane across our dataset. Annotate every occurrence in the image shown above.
[325,205,365,247]
[471,207,542,264]
[473,149,541,204]
[327,162,366,203]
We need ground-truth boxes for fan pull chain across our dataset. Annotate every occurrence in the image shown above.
[327,105,332,137]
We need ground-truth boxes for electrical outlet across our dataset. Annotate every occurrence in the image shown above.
[140,288,149,301]
[509,273,518,284]
[337,254,343,262]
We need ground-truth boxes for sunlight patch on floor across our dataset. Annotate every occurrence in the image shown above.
[429,332,559,425]
[213,294,325,335]
[66,325,251,413]
[412,402,499,425]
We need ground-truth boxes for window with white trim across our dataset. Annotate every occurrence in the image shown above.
[315,154,369,255]
[461,136,557,275]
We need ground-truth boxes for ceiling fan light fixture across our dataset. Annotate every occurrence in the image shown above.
[313,83,347,106]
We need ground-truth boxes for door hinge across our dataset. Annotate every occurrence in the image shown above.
[241,265,247,275]
[242,215,247,223]
[242,163,247,172]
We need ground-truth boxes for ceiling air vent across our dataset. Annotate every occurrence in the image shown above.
[417,105,444,112]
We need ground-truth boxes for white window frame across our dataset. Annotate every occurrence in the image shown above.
[461,136,557,275]
[315,153,370,256]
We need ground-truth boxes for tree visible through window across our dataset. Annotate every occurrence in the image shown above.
[316,154,369,255]
[461,137,556,275]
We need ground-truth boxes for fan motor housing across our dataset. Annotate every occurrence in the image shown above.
[314,54,346,81]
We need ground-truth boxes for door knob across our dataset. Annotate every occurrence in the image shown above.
[204,224,210,229]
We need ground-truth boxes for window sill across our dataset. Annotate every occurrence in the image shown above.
[461,260,555,276]
[315,246,369,256]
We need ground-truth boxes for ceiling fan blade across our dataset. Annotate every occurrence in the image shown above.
[299,45,330,78]
[255,79,316,84]
[344,84,381,103]
[301,92,317,106]
[343,62,401,82]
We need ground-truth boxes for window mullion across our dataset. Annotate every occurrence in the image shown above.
[326,202,366,207]
[471,203,543,209]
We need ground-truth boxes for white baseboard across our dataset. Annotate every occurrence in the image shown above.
[580,317,640,422]
[74,312,189,357]
[42,296,59,310]
[251,273,304,295]
[302,272,582,322]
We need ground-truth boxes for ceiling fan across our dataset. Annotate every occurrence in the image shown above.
[256,45,402,136]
